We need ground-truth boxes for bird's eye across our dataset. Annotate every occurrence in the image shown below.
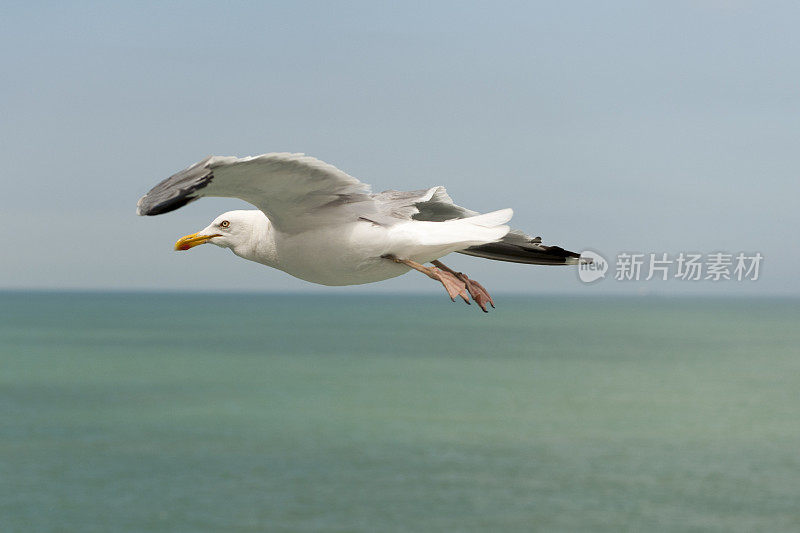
[220,220,230,228]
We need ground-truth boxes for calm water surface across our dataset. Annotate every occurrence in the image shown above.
[1,292,798,532]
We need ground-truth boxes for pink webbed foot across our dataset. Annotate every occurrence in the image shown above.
[431,260,495,313]
[457,273,495,313]
[383,255,496,312]
[430,267,470,304]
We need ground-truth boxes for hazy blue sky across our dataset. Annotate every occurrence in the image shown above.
[2,1,797,295]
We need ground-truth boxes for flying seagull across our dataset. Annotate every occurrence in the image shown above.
[137,153,584,312]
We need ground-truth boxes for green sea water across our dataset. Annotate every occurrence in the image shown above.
[1,292,798,532]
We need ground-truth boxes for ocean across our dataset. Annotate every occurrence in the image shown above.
[1,292,798,532]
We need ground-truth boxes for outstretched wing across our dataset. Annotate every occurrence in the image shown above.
[137,153,373,233]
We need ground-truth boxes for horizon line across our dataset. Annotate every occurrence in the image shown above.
[0,288,797,300]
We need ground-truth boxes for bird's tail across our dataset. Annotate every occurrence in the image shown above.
[392,208,513,262]
[420,208,512,246]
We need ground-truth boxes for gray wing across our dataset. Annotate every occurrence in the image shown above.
[137,153,373,233]
[374,186,581,265]
[372,186,477,221]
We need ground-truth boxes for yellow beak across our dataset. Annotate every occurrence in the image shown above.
[174,233,222,251]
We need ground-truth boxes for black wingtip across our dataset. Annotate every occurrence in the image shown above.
[136,157,215,216]
[138,195,198,216]
[542,245,581,259]
[459,242,582,266]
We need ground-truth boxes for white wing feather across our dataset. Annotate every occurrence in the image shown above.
[138,153,372,233]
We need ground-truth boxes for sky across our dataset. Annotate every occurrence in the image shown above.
[1,1,797,295]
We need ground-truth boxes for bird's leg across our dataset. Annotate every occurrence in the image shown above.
[382,255,469,304]
[431,260,495,313]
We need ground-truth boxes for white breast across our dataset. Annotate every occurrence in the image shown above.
[271,220,412,286]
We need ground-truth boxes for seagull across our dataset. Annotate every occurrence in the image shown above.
[137,153,584,312]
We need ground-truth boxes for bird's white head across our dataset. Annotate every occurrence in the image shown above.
[174,210,267,255]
